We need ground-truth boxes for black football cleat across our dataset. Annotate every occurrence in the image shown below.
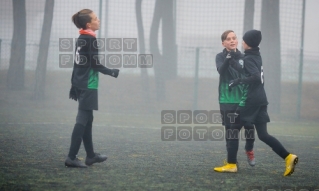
[65,157,87,168]
[85,153,107,166]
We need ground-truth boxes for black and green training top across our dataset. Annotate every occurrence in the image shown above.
[71,34,114,90]
[215,48,246,104]
[239,47,268,107]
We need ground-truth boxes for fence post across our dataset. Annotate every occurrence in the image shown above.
[193,47,200,111]
[98,0,102,38]
[0,39,2,69]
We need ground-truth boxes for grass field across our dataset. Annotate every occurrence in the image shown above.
[0,120,318,191]
[0,71,319,190]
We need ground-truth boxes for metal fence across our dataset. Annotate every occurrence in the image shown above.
[0,0,318,82]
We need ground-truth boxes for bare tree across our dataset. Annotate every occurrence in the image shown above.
[7,0,26,89]
[261,0,281,113]
[33,0,54,100]
[150,0,177,101]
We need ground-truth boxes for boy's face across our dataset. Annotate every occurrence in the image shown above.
[242,40,250,50]
[222,32,238,51]
[86,12,100,31]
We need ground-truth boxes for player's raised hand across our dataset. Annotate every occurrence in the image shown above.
[226,53,231,59]
[226,50,236,59]
[229,49,236,57]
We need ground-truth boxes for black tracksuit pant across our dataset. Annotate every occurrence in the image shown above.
[68,109,95,160]
[227,122,290,164]
[225,124,255,163]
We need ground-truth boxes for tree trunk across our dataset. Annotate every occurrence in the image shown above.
[7,0,26,89]
[150,0,177,101]
[136,0,150,103]
[261,0,281,113]
[33,0,54,100]
[162,0,177,80]
[243,0,255,33]
[150,0,165,101]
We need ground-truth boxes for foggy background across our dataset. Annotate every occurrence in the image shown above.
[1,1,319,190]
[0,0,319,122]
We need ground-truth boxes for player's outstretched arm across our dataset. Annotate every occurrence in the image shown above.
[240,57,261,84]
[90,38,120,78]
[229,58,261,87]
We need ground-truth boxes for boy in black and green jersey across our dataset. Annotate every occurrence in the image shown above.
[214,30,255,171]
[65,9,119,168]
[215,29,298,176]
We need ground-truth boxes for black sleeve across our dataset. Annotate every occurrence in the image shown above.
[90,37,114,76]
[240,58,261,84]
[215,53,230,75]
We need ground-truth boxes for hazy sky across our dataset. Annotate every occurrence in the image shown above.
[0,0,317,51]
[304,0,319,52]
[0,0,318,73]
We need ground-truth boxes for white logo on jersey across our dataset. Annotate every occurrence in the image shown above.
[239,59,244,68]
[261,66,264,84]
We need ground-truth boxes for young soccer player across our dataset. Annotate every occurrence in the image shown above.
[214,29,298,176]
[215,30,256,169]
[65,9,120,168]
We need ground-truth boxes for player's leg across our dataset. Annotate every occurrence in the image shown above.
[83,111,107,166]
[225,125,239,167]
[243,124,255,166]
[225,125,230,155]
[82,111,95,158]
[223,108,238,161]
[227,124,242,163]
[214,124,241,173]
[65,109,91,168]
[220,109,229,152]
[255,122,298,176]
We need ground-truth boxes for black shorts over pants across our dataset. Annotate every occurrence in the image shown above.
[238,105,270,125]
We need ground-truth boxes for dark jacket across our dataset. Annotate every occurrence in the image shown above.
[239,47,268,106]
[69,34,118,110]
[71,34,115,90]
[215,48,245,104]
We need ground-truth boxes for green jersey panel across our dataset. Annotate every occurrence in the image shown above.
[88,69,99,89]
[219,72,243,103]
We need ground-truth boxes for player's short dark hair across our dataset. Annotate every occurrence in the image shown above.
[72,9,93,29]
[221,30,234,42]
